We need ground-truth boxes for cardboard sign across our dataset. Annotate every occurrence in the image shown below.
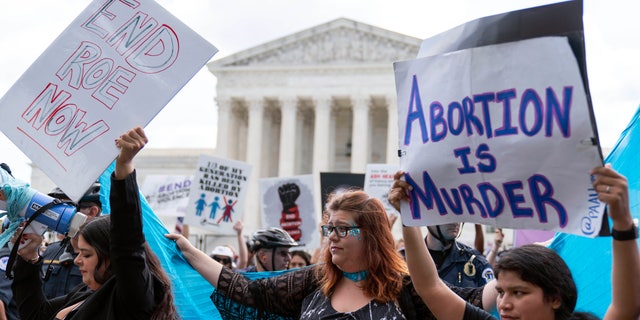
[183,155,252,235]
[395,37,604,236]
[141,174,193,217]
[0,0,217,201]
[259,175,318,250]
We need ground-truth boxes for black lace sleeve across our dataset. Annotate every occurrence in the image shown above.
[447,281,484,309]
[464,303,497,320]
[398,275,485,320]
[211,266,320,319]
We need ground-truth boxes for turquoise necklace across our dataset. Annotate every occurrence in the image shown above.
[343,270,368,282]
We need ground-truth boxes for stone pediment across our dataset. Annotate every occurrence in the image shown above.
[209,18,421,68]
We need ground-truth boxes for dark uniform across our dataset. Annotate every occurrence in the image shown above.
[433,241,494,287]
[40,240,82,299]
[0,245,19,320]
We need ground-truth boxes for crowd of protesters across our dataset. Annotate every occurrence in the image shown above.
[0,126,637,320]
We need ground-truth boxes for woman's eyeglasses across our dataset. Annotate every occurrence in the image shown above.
[321,225,361,238]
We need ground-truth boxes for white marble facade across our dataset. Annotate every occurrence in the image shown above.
[208,18,421,232]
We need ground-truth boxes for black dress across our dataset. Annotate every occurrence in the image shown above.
[211,265,485,320]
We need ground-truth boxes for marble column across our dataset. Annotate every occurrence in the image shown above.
[350,96,370,173]
[313,97,332,174]
[386,95,399,165]
[215,97,231,158]
[246,98,264,178]
[244,98,264,231]
[278,97,297,177]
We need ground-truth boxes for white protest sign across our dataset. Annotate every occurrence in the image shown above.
[363,164,399,216]
[184,155,252,235]
[259,175,318,250]
[0,0,217,201]
[141,174,193,217]
[394,37,604,237]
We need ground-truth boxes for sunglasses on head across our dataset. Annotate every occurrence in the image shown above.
[213,256,232,265]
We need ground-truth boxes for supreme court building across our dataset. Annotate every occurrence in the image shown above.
[31,18,423,250]
[208,18,421,234]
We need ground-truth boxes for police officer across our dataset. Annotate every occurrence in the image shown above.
[238,227,298,272]
[425,222,494,287]
[41,182,102,299]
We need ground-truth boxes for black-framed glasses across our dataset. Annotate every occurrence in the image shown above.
[321,225,361,238]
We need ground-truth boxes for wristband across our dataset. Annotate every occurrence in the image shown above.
[611,224,638,241]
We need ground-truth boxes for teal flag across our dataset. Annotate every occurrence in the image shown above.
[99,162,219,320]
[549,105,640,317]
[99,162,295,319]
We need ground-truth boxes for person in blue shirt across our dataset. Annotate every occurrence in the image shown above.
[424,222,494,287]
[41,182,102,299]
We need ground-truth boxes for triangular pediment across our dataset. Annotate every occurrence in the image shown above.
[208,18,421,68]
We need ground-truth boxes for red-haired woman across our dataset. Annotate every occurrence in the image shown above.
[167,189,494,319]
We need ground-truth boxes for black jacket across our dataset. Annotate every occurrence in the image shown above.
[12,171,163,319]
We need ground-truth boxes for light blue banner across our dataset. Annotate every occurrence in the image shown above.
[550,105,640,317]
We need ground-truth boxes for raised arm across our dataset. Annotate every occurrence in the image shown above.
[391,172,460,315]
[403,226,467,320]
[110,127,164,317]
[392,170,498,316]
[486,228,504,267]
[594,165,640,320]
[233,220,248,269]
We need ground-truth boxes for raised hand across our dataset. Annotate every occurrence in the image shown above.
[388,171,412,212]
[114,127,148,179]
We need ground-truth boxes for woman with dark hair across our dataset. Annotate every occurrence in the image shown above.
[167,189,493,319]
[493,245,576,319]
[11,127,178,320]
[392,165,640,320]
[288,250,312,269]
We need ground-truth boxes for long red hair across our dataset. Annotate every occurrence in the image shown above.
[316,189,407,302]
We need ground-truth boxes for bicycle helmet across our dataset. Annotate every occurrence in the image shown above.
[248,227,298,252]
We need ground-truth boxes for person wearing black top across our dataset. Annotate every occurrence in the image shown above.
[392,166,640,320]
[11,127,178,320]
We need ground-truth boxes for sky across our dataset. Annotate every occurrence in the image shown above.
[1,0,639,183]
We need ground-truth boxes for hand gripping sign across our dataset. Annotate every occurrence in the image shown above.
[395,37,603,237]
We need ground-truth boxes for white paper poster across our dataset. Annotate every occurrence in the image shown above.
[184,155,252,235]
[141,174,193,217]
[259,175,318,250]
[394,37,604,237]
[363,164,399,216]
[0,0,217,201]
